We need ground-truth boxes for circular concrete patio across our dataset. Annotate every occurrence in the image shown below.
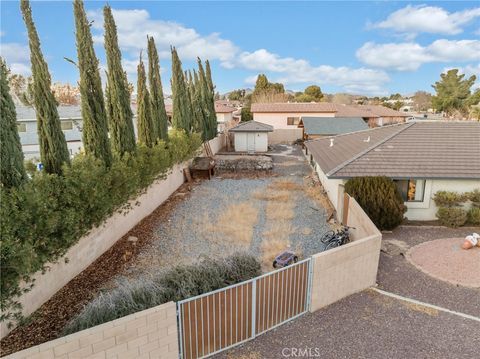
[406,238,480,288]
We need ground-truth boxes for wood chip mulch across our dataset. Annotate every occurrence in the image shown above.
[0,182,196,357]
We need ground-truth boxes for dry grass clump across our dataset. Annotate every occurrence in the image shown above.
[270,178,303,191]
[204,202,259,248]
[301,227,312,235]
[304,182,335,218]
[266,200,295,221]
[253,189,291,202]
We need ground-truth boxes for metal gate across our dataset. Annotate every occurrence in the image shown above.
[177,258,312,359]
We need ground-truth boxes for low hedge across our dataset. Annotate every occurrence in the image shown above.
[63,253,261,334]
[436,207,468,228]
[433,191,467,207]
[467,207,480,225]
[0,130,201,324]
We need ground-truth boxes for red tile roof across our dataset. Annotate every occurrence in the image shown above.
[251,102,408,118]
[251,102,338,113]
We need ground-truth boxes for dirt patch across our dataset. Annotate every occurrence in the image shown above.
[406,238,480,288]
[0,182,195,357]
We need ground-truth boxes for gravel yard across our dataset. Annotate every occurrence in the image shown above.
[125,144,331,278]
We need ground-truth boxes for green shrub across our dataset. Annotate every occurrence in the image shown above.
[467,189,480,207]
[467,207,480,225]
[433,191,467,207]
[63,253,261,334]
[436,207,468,228]
[344,176,406,230]
[0,131,202,324]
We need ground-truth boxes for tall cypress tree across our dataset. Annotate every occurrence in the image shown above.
[171,47,192,133]
[20,0,70,175]
[190,71,208,139]
[147,36,168,142]
[103,5,136,155]
[0,58,26,187]
[136,54,155,147]
[73,0,111,166]
[197,58,217,140]
[205,59,214,94]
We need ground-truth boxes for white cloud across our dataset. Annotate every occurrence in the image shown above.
[87,8,238,62]
[356,40,480,71]
[372,5,480,37]
[0,42,31,75]
[230,49,389,95]
[85,8,390,94]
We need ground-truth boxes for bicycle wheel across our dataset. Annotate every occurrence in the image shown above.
[321,230,335,243]
[325,240,340,250]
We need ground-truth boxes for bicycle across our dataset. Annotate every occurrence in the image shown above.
[320,226,355,250]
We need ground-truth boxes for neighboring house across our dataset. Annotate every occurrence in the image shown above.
[215,103,237,132]
[251,102,408,143]
[304,121,480,221]
[16,106,84,160]
[229,121,273,153]
[298,117,368,140]
[16,105,138,160]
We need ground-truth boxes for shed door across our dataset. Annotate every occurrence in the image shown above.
[247,133,256,152]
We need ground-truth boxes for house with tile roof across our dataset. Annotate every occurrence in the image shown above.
[298,117,368,140]
[251,102,408,144]
[304,121,480,220]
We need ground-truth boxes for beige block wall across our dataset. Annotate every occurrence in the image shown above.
[4,302,178,359]
[267,128,303,144]
[309,195,381,312]
[310,234,381,312]
[345,195,382,240]
[1,135,224,339]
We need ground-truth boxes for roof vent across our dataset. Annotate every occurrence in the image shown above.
[363,136,370,142]
[330,138,334,147]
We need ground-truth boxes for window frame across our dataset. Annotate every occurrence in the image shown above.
[395,179,426,203]
[17,123,27,132]
[61,120,74,131]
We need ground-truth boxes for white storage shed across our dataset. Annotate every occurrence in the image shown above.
[229,121,273,153]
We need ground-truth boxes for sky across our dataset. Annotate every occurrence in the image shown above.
[1,1,479,96]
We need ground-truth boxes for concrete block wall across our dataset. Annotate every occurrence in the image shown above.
[310,234,381,311]
[1,135,225,339]
[4,302,178,359]
[309,195,382,312]
[267,129,303,144]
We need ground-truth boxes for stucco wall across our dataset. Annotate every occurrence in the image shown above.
[311,161,345,210]
[268,129,303,144]
[4,302,178,359]
[405,179,480,220]
[1,135,224,339]
[253,112,334,129]
[310,195,381,312]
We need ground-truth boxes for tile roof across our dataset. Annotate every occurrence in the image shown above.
[251,102,408,118]
[229,121,273,132]
[305,121,480,180]
[215,103,236,113]
[300,117,368,136]
[251,102,338,113]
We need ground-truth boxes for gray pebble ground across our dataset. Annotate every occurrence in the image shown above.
[124,144,330,278]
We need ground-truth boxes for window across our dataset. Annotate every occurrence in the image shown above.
[287,117,300,126]
[395,179,425,202]
[17,123,27,132]
[61,121,73,131]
